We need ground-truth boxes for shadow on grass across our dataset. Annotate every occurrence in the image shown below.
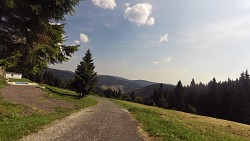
[46,87,79,99]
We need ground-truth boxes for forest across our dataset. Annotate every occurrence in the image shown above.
[143,71,250,124]
[105,71,250,125]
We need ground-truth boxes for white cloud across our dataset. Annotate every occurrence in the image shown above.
[241,1,250,9]
[146,17,155,26]
[162,57,171,63]
[80,33,90,43]
[91,0,116,10]
[124,3,155,26]
[125,3,130,7]
[183,16,250,44]
[74,40,80,45]
[159,33,169,43]
[153,61,159,64]
[135,68,146,72]
[153,57,171,65]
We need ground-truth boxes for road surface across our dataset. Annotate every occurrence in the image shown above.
[22,96,145,141]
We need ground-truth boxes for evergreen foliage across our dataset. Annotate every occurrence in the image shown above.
[101,70,250,125]
[72,49,97,99]
[103,88,122,98]
[148,71,250,124]
[28,70,69,89]
[0,0,81,76]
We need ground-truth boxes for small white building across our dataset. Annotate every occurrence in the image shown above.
[4,72,22,79]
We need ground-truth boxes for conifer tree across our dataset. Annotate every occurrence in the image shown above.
[130,91,135,102]
[0,0,81,75]
[72,49,97,99]
[174,80,185,110]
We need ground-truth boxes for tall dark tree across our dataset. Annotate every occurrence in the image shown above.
[174,80,185,110]
[130,91,135,102]
[186,79,198,113]
[230,83,250,123]
[152,83,167,108]
[72,49,97,99]
[0,0,80,76]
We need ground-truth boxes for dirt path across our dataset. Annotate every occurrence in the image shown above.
[0,85,74,112]
[21,96,145,141]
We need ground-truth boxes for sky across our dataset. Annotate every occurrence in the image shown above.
[51,0,250,85]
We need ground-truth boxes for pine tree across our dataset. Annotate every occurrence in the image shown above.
[230,83,250,123]
[174,80,185,110]
[186,79,198,113]
[72,49,97,99]
[0,0,81,75]
[130,91,135,102]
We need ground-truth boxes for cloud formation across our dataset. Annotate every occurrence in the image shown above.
[74,40,80,45]
[91,0,116,10]
[162,57,171,63]
[241,1,250,9]
[80,33,90,43]
[183,16,250,43]
[124,3,155,26]
[153,61,159,64]
[159,33,169,43]
[125,3,130,7]
[154,57,171,65]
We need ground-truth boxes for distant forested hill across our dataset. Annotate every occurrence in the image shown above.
[43,68,75,80]
[129,83,175,99]
[44,68,160,93]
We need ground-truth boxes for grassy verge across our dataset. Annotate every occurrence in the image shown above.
[112,99,250,141]
[0,84,98,141]
[0,75,7,89]
[43,84,98,110]
[8,78,34,83]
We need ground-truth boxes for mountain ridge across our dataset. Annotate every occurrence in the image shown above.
[45,68,172,94]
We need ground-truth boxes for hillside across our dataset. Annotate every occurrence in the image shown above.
[127,83,175,99]
[97,75,142,93]
[128,79,156,87]
[46,68,159,93]
[43,68,75,80]
[113,99,250,141]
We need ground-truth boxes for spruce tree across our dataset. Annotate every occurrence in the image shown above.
[174,80,185,110]
[72,49,97,99]
[130,91,135,102]
[0,0,81,75]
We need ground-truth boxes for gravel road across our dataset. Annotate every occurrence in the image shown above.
[21,96,145,141]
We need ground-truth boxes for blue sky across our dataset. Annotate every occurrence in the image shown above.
[51,0,250,85]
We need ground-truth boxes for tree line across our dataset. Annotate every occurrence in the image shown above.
[27,70,71,89]
[125,71,250,124]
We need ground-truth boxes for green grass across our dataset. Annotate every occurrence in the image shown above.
[0,75,7,89]
[8,78,34,83]
[43,84,98,109]
[112,99,250,141]
[0,84,98,141]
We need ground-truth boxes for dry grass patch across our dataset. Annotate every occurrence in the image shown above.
[112,99,250,141]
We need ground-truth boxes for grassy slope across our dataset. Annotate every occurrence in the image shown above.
[0,75,7,89]
[8,78,34,83]
[0,76,98,141]
[112,99,250,141]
